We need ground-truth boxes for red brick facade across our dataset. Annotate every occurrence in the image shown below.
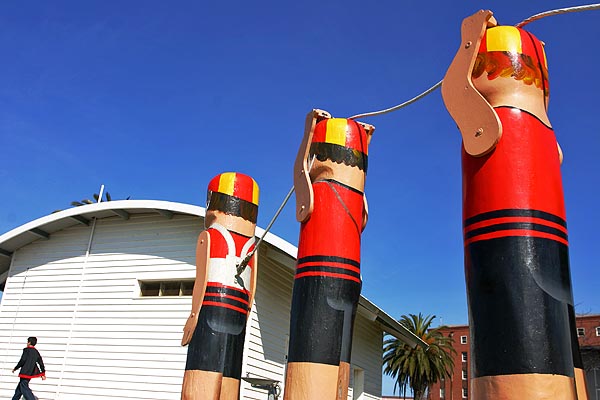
[577,314,600,348]
[428,315,600,400]
[428,325,470,400]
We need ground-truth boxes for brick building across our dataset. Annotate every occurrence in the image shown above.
[429,315,600,400]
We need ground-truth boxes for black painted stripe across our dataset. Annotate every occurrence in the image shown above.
[205,286,249,302]
[287,275,361,365]
[313,178,365,195]
[297,255,360,268]
[310,143,368,173]
[495,106,553,130]
[465,222,568,240]
[295,265,361,280]
[467,236,573,377]
[464,208,566,228]
[203,295,249,310]
[185,308,247,377]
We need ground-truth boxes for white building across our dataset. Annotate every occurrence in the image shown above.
[0,200,421,400]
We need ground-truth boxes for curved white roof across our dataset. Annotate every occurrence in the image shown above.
[0,200,425,348]
[0,200,296,271]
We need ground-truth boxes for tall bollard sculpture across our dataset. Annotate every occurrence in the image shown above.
[181,172,259,400]
[442,10,586,399]
[284,110,374,400]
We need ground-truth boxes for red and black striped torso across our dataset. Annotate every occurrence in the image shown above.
[296,179,363,283]
[202,224,255,317]
[288,179,363,366]
[462,107,574,378]
[463,106,567,245]
[184,224,255,378]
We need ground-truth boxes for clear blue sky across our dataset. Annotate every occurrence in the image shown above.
[1,1,599,395]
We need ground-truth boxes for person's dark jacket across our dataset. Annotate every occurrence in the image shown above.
[14,346,45,379]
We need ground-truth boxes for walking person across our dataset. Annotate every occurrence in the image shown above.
[12,337,46,400]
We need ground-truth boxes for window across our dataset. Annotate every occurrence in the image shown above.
[460,335,468,344]
[462,352,468,362]
[440,388,445,398]
[462,388,468,399]
[462,369,468,380]
[577,327,585,337]
[140,281,160,296]
[596,327,600,336]
[140,280,195,297]
[161,281,182,296]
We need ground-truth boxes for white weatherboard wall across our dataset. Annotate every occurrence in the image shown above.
[0,209,385,400]
[241,252,293,400]
[348,311,384,400]
[0,214,200,400]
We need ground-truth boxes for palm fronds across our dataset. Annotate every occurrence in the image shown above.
[383,313,456,400]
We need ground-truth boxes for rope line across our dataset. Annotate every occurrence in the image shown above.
[348,3,600,121]
[349,80,442,120]
[235,156,318,277]
[236,185,295,276]
[235,3,600,270]
[516,3,600,27]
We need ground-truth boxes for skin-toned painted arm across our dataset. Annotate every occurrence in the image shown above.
[294,109,331,223]
[181,230,210,346]
[442,9,501,157]
[246,250,258,321]
[356,120,374,231]
[358,121,375,146]
[362,195,369,231]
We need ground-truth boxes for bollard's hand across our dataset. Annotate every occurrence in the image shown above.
[181,312,199,346]
[442,9,501,156]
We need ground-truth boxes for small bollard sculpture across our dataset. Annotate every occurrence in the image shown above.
[181,172,259,400]
[284,110,374,400]
[443,10,586,400]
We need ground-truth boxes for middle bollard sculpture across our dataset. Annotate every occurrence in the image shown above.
[284,110,374,400]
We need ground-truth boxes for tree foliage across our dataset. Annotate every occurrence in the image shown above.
[53,191,130,213]
[383,313,456,400]
[71,191,113,207]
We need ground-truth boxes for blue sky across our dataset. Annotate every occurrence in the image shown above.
[1,1,599,395]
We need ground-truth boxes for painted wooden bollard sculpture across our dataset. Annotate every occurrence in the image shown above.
[181,172,259,400]
[443,10,586,399]
[284,110,374,400]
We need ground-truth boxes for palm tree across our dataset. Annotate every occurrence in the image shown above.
[53,191,130,213]
[383,313,456,400]
[71,191,113,207]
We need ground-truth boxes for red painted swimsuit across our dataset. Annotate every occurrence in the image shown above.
[288,179,363,366]
[462,107,573,378]
[185,223,255,379]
